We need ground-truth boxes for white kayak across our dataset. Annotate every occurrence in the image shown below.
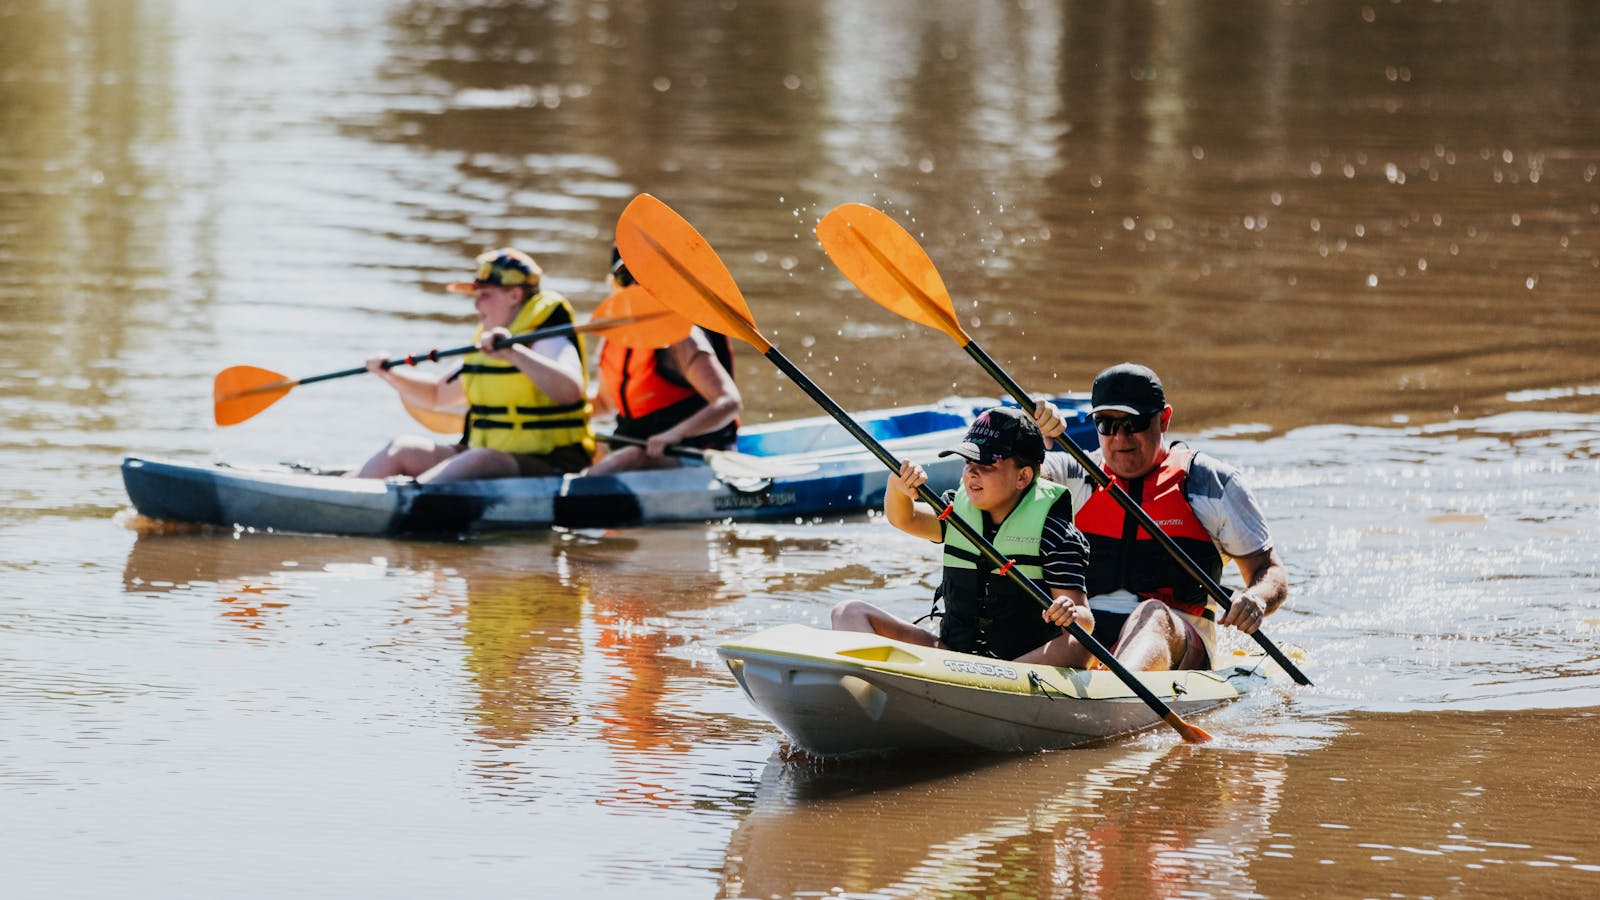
[121,393,1095,536]
[718,624,1283,758]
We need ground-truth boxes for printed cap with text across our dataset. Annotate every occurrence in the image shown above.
[447,248,543,294]
[939,407,1046,466]
[1090,363,1167,417]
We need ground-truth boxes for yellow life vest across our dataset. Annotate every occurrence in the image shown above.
[460,292,595,456]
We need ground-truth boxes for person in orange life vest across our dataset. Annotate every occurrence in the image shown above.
[350,248,594,483]
[831,407,1097,666]
[585,247,742,476]
[1034,363,1288,671]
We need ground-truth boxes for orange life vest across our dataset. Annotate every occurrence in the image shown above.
[598,328,736,448]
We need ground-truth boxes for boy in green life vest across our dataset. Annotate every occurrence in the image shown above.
[831,407,1096,666]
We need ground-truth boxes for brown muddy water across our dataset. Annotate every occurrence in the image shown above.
[3,1,1599,897]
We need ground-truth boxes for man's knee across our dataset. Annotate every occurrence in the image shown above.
[1127,598,1177,632]
[1116,600,1186,670]
[831,599,871,629]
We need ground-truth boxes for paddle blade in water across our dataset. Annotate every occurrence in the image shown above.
[615,193,770,352]
[592,285,694,350]
[1168,713,1214,744]
[214,365,295,426]
[817,203,968,345]
[402,401,466,435]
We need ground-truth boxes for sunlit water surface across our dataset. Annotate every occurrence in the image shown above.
[3,1,1599,897]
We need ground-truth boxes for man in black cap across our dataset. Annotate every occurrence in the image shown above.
[831,407,1096,665]
[1037,363,1288,671]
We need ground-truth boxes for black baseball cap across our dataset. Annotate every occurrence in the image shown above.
[1090,363,1166,417]
[939,407,1046,467]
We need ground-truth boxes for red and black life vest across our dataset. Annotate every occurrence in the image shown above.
[1073,446,1223,619]
[599,328,736,449]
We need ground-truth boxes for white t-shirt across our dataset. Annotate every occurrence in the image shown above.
[530,335,583,374]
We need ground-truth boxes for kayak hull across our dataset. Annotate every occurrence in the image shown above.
[718,624,1275,757]
[123,394,1093,536]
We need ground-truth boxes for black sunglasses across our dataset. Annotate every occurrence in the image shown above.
[1094,413,1155,436]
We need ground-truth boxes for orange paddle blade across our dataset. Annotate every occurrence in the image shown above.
[403,401,466,435]
[591,285,693,350]
[1168,713,1214,744]
[817,203,969,344]
[214,365,295,425]
[614,193,770,352]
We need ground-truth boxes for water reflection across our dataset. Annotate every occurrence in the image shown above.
[1248,708,1600,896]
[362,1,1600,432]
[121,525,763,807]
[722,703,1600,898]
[722,736,1292,899]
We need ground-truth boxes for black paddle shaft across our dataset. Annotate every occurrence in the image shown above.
[763,347,1195,719]
[294,322,588,388]
[963,342,1313,686]
[601,431,708,462]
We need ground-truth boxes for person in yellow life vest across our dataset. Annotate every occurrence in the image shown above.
[350,247,594,483]
[831,407,1097,666]
[585,246,742,476]
[1034,363,1289,671]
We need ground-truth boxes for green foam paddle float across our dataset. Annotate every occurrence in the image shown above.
[816,201,1311,687]
[615,192,1215,744]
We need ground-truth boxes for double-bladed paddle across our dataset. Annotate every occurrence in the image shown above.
[817,202,1312,687]
[213,285,688,427]
[616,192,1213,743]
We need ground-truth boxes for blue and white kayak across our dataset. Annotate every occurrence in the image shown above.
[121,393,1093,536]
[718,624,1281,758]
